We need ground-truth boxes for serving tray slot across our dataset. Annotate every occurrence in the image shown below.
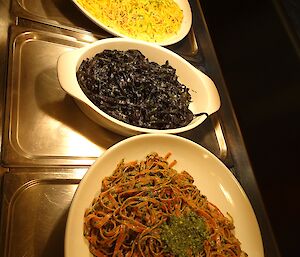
[11,0,202,60]
[2,25,229,167]
[0,170,85,257]
[12,0,107,35]
[0,1,282,257]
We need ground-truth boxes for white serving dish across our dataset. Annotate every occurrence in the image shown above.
[57,38,221,136]
[65,134,264,257]
[72,0,192,46]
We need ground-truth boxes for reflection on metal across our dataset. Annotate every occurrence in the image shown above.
[0,0,281,257]
[2,24,225,166]
[211,114,228,161]
[0,170,84,257]
[0,3,231,256]
[4,28,124,166]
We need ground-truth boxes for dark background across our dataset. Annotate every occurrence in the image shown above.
[200,0,300,257]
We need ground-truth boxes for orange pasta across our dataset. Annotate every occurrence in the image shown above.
[84,153,247,257]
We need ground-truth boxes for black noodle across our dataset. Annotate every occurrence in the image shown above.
[76,49,194,129]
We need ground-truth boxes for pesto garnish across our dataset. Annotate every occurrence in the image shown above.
[160,212,207,257]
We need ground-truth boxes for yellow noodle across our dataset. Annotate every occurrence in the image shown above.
[76,0,183,42]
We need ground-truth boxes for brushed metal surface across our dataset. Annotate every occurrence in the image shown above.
[2,24,227,167]
[12,0,200,58]
[0,0,282,257]
[0,170,85,257]
[12,0,108,34]
[2,26,125,166]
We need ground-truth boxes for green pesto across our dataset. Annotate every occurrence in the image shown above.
[160,212,207,257]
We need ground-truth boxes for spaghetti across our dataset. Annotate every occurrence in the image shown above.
[75,0,183,43]
[84,153,248,257]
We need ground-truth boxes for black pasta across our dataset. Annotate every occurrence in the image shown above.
[76,49,194,129]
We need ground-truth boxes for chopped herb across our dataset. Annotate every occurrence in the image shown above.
[135,183,142,189]
[160,212,207,257]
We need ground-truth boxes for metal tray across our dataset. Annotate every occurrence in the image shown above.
[12,0,109,35]
[0,169,85,257]
[0,1,283,257]
[11,0,202,60]
[2,24,228,167]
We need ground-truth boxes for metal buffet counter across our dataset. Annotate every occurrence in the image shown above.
[0,0,281,257]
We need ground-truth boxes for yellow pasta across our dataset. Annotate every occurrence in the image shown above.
[76,0,183,42]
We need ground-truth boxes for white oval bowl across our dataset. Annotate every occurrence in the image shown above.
[72,0,192,46]
[57,38,221,136]
[65,134,264,257]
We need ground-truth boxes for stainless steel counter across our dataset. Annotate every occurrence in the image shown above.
[0,0,281,256]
